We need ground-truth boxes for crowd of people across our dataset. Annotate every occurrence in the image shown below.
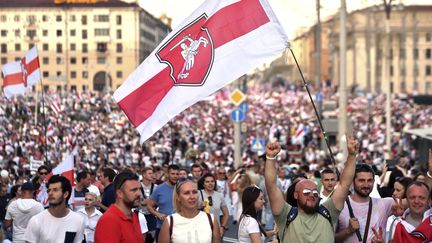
[0,81,430,242]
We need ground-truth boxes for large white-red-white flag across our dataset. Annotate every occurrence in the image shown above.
[114,0,288,143]
[1,47,41,98]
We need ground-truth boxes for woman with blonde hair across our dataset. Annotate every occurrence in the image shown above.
[158,178,221,243]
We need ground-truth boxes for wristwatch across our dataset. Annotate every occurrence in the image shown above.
[222,226,228,230]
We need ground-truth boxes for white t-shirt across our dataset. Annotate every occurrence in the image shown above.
[25,209,85,243]
[168,211,214,243]
[238,215,265,243]
[337,196,393,243]
[5,199,44,243]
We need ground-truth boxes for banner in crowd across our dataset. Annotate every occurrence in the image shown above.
[1,47,41,98]
[113,0,288,143]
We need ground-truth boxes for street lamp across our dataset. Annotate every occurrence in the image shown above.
[383,0,403,159]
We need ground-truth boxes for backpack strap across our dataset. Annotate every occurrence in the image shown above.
[200,190,204,201]
[206,213,214,232]
[169,215,174,239]
[285,207,298,227]
[317,205,332,226]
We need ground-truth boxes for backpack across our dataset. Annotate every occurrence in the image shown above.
[280,205,332,241]
[168,212,214,239]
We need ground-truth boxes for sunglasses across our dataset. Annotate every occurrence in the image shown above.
[175,176,195,192]
[208,196,213,206]
[114,172,139,190]
[302,188,319,197]
[39,172,48,175]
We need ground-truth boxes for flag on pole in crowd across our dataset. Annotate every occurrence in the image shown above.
[291,124,308,146]
[47,96,62,115]
[36,145,77,207]
[1,47,41,98]
[113,0,288,143]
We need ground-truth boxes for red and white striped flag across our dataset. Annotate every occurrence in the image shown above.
[113,0,288,143]
[1,47,41,98]
[47,96,62,115]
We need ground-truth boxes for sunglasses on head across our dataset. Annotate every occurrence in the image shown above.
[175,176,195,192]
[302,188,319,197]
[208,196,213,206]
[114,172,139,190]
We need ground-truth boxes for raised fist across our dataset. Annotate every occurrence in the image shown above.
[266,142,281,158]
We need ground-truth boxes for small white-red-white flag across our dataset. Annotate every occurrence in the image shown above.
[113,0,288,143]
[1,47,41,98]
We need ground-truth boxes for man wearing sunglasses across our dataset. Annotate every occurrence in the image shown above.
[265,136,359,243]
[95,171,145,243]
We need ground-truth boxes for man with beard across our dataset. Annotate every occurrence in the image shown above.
[335,163,399,242]
[24,175,85,243]
[94,171,145,243]
[264,136,359,243]
[147,164,179,242]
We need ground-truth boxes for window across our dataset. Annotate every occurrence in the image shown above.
[413,48,419,60]
[42,15,48,22]
[0,15,6,22]
[426,65,431,76]
[43,71,49,78]
[43,30,48,36]
[82,30,87,39]
[56,71,62,76]
[399,48,405,59]
[43,57,49,64]
[82,57,88,64]
[15,44,21,51]
[56,15,62,22]
[97,43,107,52]
[1,30,7,37]
[389,49,393,59]
[43,43,48,51]
[426,33,431,42]
[27,15,36,24]
[426,49,431,59]
[82,43,88,53]
[116,30,122,39]
[97,57,106,64]
[116,43,122,53]
[427,82,432,94]
[15,29,20,37]
[82,84,87,91]
[43,85,49,92]
[400,81,406,92]
[70,29,76,36]
[29,43,34,49]
[390,65,393,76]
[14,15,20,22]
[95,29,109,36]
[1,57,7,64]
[70,15,76,22]
[94,15,109,22]
[56,57,63,64]
[82,71,88,78]
[56,44,62,53]
[27,30,36,38]
[116,15,122,25]
[81,15,87,25]
[70,57,76,64]
[1,44,7,53]
[68,43,75,51]
[15,57,20,61]
[71,71,77,78]
[116,57,122,64]
[56,30,62,37]
[116,71,123,78]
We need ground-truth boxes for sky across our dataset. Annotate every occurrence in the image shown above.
[139,0,430,39]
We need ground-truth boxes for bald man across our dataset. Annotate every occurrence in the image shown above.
[264,136,359,243]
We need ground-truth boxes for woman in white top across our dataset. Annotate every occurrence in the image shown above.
[158,178,221,243]
[238,185,277,243]
[77,192,102,243]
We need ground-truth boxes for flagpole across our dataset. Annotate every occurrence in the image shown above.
[288,44,341,178]
[39,78,49,166]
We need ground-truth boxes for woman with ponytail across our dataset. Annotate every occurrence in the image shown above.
[238,185,277,243]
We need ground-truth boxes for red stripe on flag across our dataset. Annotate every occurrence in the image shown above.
[204,0,270,49]
[3,72,24,86]
[26,57,40,74]
[118,0,270,127]
[118,68,174,127]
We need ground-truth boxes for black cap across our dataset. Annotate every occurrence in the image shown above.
[21,182,35,192]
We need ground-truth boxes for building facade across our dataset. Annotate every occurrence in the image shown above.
[291,5,432,94]
[0,0,171,92]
